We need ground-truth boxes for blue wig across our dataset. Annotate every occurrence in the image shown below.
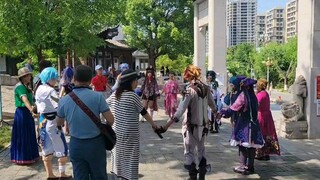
[120,63,129,72]
[60,67,74,86]
[40,67,58,84]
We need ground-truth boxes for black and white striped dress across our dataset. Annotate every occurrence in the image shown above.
[107,91,144,180]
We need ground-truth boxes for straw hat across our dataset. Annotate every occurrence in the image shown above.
[17,67,32,78]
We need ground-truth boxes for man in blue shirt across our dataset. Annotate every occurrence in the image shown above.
[56,65,114,180]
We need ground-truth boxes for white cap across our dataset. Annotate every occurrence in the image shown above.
[95,65,103,70]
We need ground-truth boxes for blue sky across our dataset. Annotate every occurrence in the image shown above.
[257,0,289,14]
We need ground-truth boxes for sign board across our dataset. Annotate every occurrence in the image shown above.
[317,76,320,100]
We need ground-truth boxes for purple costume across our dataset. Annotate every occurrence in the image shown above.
[221,78,264,175]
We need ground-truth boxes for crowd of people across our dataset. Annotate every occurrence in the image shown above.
[10,60,280,180]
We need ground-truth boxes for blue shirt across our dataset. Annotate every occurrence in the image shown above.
[57,88,109,139]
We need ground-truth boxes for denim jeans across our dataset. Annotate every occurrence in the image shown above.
[70,134,107,180]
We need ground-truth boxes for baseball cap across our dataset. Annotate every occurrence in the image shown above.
[95,65,103,70]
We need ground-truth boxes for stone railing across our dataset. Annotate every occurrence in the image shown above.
[0,74,19,86]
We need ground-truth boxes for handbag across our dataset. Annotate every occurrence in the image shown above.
[69,91,116,150]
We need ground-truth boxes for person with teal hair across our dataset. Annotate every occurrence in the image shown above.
[35,67,72,180]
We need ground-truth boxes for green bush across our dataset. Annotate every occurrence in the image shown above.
[0,126,11,151]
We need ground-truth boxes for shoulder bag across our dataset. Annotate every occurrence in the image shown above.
[69,91,116,150]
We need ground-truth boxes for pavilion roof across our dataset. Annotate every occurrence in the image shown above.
[105,40,136,51]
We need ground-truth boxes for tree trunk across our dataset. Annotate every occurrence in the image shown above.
[36,46,43,63]
[72,50,75,67]
[284,77,288,91]
[66,49,71,67]
[148,49,157,70]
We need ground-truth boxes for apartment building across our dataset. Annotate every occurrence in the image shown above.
[255,14,266,47]
[227,0,257,47]
[265,8,285,44]
[285,0,298,41]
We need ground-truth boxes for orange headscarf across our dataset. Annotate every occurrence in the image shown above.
[183,65,201,80]
[257,78,268,90]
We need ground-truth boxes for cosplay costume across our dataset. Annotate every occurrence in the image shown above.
[11,68,39,165]
[35,67,71,180]
[59,66,74,96]
[208,80,222,133]
[163,78,179,118]
[220,78,264,175]
[140,68,160,118]
[255,79,280,160]
[172,79,216,180]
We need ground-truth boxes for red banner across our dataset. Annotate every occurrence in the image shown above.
[317,76,320,100]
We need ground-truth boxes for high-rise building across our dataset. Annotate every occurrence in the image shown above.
[227,0,257,47]
[285,0,298,42]
[255,14,266,47]
[265,8,285,44]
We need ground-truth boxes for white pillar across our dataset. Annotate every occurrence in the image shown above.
[297,0,320,138]
[194,2,206,80]
[208,0,227,92]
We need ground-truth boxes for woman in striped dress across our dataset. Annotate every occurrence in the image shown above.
[107,69,159,180]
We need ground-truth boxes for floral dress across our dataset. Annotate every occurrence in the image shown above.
[163,80,179,117]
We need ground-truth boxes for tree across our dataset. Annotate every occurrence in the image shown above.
[226,39,298,90]
[257,39,297,90]
[156,54,193,75]
[0,0,120,66]
[226,43,256,76]
[282,37,297,88]
[123,0,194,68]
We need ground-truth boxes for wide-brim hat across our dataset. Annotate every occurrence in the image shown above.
[230,75,246,89]
[120,69,140,84]
[240,78,257,87]
[17,67,32,78]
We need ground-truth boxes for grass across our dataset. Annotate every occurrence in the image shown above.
[0,126,11,151]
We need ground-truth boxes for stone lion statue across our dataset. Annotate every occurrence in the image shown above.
[280,75,307,122]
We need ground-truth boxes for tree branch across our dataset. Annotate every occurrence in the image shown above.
[286,60,293,77]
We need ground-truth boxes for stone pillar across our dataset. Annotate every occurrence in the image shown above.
[208,0,227,93]
[194,2,206,80]
[296,0,320,138]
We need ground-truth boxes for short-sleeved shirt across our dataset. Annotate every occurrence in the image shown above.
[35,84,59,114]
[14,83,33,107]
[57,88,110,139]
[91,75,107,92]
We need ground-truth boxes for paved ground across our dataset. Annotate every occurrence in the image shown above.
[1,86,320,179]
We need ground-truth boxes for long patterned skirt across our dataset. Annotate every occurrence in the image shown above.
[256,110,280,158]
[230,117,264,148]
[11,107,39,165]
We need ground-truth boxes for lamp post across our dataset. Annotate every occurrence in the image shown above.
[264,58,273,90]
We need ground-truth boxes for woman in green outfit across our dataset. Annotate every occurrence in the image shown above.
[11,67,40,165]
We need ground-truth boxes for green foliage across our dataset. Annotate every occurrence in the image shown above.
[0,0,120,62]
[16,50,58,74]
[156,54,193,75]
[226,43,256,76]
[0,126,11,151]
[226,37,298,89]
[122,0,194,68]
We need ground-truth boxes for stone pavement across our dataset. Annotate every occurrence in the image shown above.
[1,86,320,179]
